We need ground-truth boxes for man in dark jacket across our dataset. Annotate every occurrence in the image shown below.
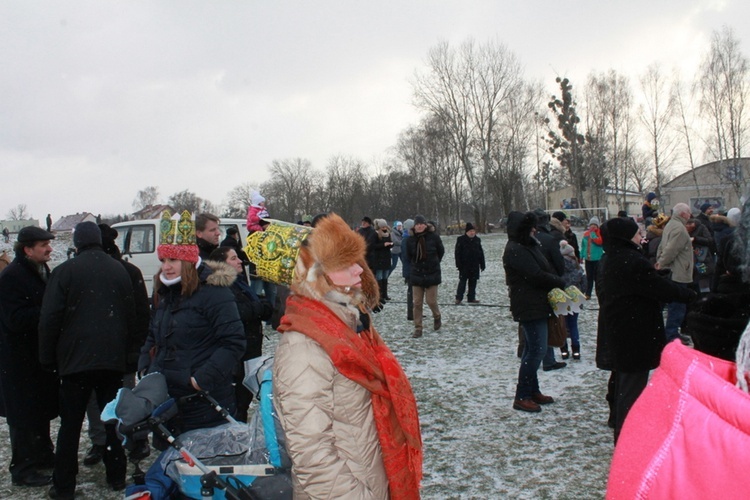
[356,216,379,270]
[503,212,566,413]
[39,221,138,498]
[196,213,221,260]
[0,226,58,488]
[454,222,485,304]
[696,202,715,237]
[406,214,444,338]
[553,211,580,260]
[599,217,696,443]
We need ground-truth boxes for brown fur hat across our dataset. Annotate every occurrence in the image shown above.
[291,213,379,310]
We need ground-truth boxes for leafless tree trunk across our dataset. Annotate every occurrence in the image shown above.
[639,63,677,195]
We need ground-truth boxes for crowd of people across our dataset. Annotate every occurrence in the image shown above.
[0,190,748,498]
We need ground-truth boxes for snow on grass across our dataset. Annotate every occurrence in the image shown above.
[0,231,614,499]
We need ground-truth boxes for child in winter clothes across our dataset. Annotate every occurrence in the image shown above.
[246,191,270,232]
[560,240,587,360]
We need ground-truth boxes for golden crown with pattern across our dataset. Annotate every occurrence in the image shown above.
[157,210,199,263]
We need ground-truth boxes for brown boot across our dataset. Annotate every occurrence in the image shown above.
[412,329,423,338]
[531,392,554,405]
[512,398,541,413]
[434,315,442,331]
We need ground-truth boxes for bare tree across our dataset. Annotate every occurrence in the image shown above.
[323,156,369,223]
[6,204,29,220]
[699,26,749,162]
[672,74,701,196]
[132,186,160,211]
[168,190,207,214]
[412,39,526,230]
[223,182,259,218]
[639,63,677,195]
[260,158,321,222]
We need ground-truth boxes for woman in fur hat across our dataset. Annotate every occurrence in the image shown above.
[273,213,422,500]
[138,212,246,435]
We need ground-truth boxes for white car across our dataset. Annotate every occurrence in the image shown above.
[112,218,249,296]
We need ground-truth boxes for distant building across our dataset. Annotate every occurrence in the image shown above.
[0,219,41,233]
[660,158,750,213]
[51,212,97,232]
[547,186,642,218]
[131,204,175,220]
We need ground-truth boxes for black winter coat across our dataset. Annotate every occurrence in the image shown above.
[39,246,138,376]
[231,278,273,361]
[599,237,695,372]
[535,225,565,276]
[503,240,565,322]
[406,225,444,287]
[139,261,245,432]
[369,228,393,272]
[0,257,59,426]
[454,234,485,279]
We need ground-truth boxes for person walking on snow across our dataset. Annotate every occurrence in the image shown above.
[454,222,485,304]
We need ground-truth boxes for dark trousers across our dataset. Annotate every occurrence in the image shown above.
[9,421,54,481]
[613,370,649,444]
[455,274,477,301]
[54,370,126,495]
[584,260,599,297]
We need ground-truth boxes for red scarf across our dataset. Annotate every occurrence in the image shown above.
[279,295,423,499]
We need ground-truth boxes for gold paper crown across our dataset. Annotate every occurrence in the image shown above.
[157,210,199,263]
[160,210,197,245]
[244,219,313,286]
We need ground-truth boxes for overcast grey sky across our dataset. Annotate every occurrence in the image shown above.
[2,0,749,221]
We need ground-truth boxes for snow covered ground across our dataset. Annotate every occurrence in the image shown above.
[0,231,614,499]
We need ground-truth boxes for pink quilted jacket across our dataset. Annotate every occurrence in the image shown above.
[607,341,750,499]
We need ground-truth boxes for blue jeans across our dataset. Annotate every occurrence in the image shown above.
[516,319,548,400]
[565,313,580,348]
[375,269,391,280]
[390,254,400,274]
[665,282,688,341]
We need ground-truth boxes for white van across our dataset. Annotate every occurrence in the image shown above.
[112,218,248,296]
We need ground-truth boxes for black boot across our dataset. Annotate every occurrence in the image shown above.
[373,280,385,313]
[382,278,390,301]
[560,341,570,360]
[572,344,581,360]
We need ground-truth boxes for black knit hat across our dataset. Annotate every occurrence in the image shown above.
[362,216,373,225]
[552,211,567,222]
[414,214,427,225]
[73,221,102,249]
[465,222,475,232]
[606,217,638,241]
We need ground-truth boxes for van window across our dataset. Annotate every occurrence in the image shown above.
[122,225,155,255]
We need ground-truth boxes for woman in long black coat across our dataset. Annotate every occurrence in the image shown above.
[502,211,565,413]
[598,217,695,442]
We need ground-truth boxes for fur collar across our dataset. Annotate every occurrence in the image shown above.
[203,260,238,288]
[549,217,565,234]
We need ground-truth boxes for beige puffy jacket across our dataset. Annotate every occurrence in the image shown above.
[656,215,694,283]
[273,298,389,500]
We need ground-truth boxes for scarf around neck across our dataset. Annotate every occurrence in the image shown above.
[278,295,423,499]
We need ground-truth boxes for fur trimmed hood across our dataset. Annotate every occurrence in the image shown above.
[203,260,239,288]
[549,217,565,234]
[291,213,379,311]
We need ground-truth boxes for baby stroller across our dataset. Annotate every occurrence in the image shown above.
[103,358,292,500]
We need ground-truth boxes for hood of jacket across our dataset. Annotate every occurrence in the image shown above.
[203,260,238,288]
[507,211,538,246]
